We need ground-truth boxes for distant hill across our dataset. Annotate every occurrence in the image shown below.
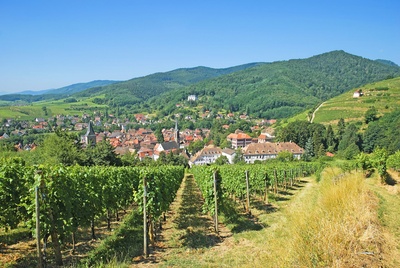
[142,50,400,119]
[41,80,119,95]
[375,59,399,67]
[0,80,119,102]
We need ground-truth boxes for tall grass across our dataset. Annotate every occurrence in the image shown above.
[288,169,384,267]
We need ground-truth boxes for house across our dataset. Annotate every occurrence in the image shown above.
[222,124,230,130]
[74,123,88,131]
[258,134,268,143]
[10,130,26,136]
[188,95,198,101]
[353,89,363,98]
[226,131,253,149]
[242,142,304,163]
[114,146,131,155]
[222,148,236,164]
[153,141,180,160]
[135,114,146,123]
[189,145,222,166]
[138,147,154,160]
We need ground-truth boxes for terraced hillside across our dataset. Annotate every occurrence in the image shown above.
[289,76,400,126]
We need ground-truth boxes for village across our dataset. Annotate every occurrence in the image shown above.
[0,107,304,166]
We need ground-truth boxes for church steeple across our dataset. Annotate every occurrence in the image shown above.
[174,119,180,146]
[84,121,96,146]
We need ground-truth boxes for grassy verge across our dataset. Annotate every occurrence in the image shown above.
[287,169,385,267]
[81,209,144,267]
[365,170,400,268]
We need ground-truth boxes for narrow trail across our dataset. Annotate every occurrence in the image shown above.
[310,102,324,123]
[133,175,231,267]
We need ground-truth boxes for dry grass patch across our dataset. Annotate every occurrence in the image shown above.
[287,169,386,267]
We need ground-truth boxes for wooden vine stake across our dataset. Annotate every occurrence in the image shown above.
[245,170,251,215]
[264,173,269,204]
[143,177,149,257]
[35,186,42,268]
[274,169,279,198]
[213,171,219,234]
[284,170,287,191]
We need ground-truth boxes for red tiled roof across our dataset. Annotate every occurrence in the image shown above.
[227,133,252,140]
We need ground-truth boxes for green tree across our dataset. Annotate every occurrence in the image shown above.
[365,106,378,124]
[312,129,324,157]
[40,130,83,166]
[276,151,294,162]
[157,151,168,165]
[42,106,48,116]
[337,118,346,142]
[342,143,360,160]
[188,140,205,155]
[85,140,120,166]
[325,125,336,151]
[120,151,140,166]
[338,124,360,152]
[363,110,400,154]
[214,155,229,165]
[155,127,164,143]
[233,149,245,164]
[302,137,314,161]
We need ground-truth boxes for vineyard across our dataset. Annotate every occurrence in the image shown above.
[191,162,320,231]
[3,158,389,267]
[0,157,183,267]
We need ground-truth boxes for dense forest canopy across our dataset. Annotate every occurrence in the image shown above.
[143,50,400,119]
[75,63,262,104]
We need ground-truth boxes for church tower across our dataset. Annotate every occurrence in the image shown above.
[174,119,180,146]
[83,121,96,146]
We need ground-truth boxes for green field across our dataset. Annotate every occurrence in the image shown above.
[0,95,108,120]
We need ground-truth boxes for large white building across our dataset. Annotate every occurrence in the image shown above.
[226,132,253,149]
[189,145,222,166]
[242,142,304,163]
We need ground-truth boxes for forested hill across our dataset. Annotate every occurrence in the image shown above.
[145,50,400,119]
[75,63,262,105]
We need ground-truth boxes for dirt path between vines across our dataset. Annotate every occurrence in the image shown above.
[133,174,232,267]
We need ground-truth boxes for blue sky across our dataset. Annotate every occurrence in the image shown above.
[1,0,399,93]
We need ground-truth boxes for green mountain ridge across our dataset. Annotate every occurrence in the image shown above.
[142,50,400,119]
[74,63,262,105]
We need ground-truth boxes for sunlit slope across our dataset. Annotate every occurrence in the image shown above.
[0,95,108,120]
[311,76,400,125]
